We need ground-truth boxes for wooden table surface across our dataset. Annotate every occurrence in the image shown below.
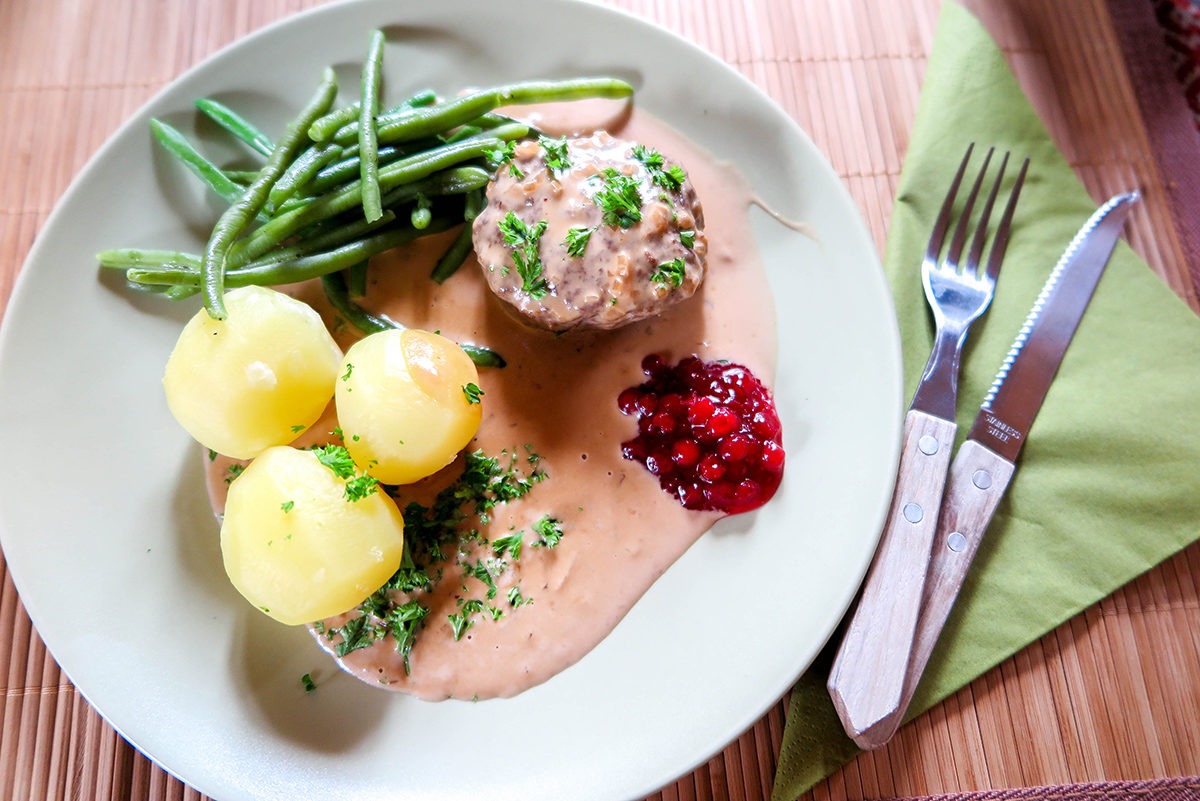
[2,1,1197,800]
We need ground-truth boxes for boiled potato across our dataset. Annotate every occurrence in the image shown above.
[164,286,342,459]
[336,328,482,485]
[221,445,405,625]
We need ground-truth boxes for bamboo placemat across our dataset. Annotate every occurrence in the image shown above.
[1,2,1197,800]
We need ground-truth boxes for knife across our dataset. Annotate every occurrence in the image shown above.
[890,189,1140,733]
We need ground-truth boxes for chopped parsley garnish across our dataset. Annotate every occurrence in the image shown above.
[632,143,687,191]
[532,515,564,548]
[539,135,572,172]
[310,444,378,501]
[462,382,484,405]
[323,592,430,674]
[281,500,295,513]
[492,530,524,559]
[465,558,501,600]
[449,598,485,641]
[223,463,245,484]
[564,225,594,257]
[312,444,356,478]
[384,601,429,667]
[497,211,550,298]
[651,257,687,289]
[341,363,354,382]
[301,673,317,692]
[320,446,552,673]
[488,140,523,178]
[344,473,380,502]
[680,230,696,249]
[592,168,642,228]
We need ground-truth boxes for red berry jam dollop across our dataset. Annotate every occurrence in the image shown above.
[618,354,785,514]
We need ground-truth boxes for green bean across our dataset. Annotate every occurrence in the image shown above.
[200,67,338,319]
[149,119,246,206]
[165,284,201,301]
[359,29,386,223]
[346,261,370,298]
[320,269,506,368]
[333,77,632,148]
[308,88,438,143]
[240,166,487,270]
[125,264,211,287]
[194,97,274,157]
[460,344,507,369]
[267,143,341,211]
[441,125,482,144]
[260,165,486,264]
[410,194,433,230]
[305,145,399,195]
[241,210,397,274]
[130,213,452,290]
[97,247,202,270]
[232,216,454,285]
[226,142,497,267]
[223,169,259,184]
[307,120,521,198]
[430,188,485,283]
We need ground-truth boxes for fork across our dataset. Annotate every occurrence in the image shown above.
[827,144,1027,750]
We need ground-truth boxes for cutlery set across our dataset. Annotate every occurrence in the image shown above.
[827,144,1139,749]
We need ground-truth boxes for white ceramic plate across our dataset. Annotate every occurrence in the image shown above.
[0,1,902,799]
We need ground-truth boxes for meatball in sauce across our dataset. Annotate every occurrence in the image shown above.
[472,131,708,332]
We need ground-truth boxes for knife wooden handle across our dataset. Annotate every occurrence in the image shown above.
[827,408,956,750]
[897,439,1016,716]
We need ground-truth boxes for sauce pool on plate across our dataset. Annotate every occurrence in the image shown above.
[206,103,783,700]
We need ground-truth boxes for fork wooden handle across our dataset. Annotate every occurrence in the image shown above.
[827,409,956,749]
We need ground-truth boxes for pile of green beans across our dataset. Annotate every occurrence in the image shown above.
[99,28,634,363]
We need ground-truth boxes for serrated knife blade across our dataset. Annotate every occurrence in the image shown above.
[893,189,1140,729]
[968,190,1140,463]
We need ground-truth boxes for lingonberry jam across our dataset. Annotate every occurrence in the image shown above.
[618,354,785,514]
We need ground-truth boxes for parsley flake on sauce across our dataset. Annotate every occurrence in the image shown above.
[651,257,687,289]
[532,515,564,548]
[450,598,485,641]
[564,225,594,257]
[679,229,696,249]
[539,135,572,173]
[492,530,524,560]
[488,140,523,179]
[462,382,484,405]
[592,168,643,228]
[632,143,687,191]
[497,211,550,298]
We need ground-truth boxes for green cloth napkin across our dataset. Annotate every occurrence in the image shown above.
[772,3,1200,799]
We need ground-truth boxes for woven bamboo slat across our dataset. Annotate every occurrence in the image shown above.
[1,1,1196,800]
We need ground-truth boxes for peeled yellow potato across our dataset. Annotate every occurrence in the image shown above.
[221,445,405,625]
[163,286,342,459]
[336,329,483,485]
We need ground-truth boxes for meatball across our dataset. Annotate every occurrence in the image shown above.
[472,131,707,332]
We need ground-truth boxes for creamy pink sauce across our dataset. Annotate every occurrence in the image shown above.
[206,102,778,700]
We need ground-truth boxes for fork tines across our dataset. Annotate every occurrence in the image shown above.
[927,144,1029,281]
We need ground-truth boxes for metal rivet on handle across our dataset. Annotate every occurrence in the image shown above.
[918,435,939,456]
[903,502,923,524]
[947,532,968,552]
[972,469,993,490]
